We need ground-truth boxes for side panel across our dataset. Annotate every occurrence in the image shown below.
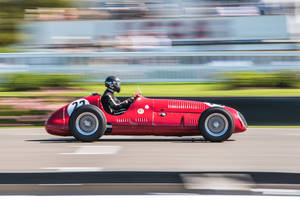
[153,112,200,135]
[152,99,208,135]
[106,97,154,135]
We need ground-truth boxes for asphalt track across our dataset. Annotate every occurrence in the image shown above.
[0,127,299,173]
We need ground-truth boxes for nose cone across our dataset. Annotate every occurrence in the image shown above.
[236,111,248,133]
[45,113,58,135]
[238,124,247,132]
[224,106,247,133]
[45,107,70,136]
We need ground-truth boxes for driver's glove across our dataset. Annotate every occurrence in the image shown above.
[127,97,135,104]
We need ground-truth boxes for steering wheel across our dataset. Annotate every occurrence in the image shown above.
[135,93,142,98]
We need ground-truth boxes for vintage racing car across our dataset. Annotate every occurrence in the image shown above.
[45,92,247,142]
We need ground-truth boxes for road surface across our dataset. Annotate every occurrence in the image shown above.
[0,128,299,173]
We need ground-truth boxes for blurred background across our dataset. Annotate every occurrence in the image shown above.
[2,1,300,197]
[1,0,300,126]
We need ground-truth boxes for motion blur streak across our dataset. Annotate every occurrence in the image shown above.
[1,0,300,197]
[1,0,300,82]
[0,195,299,200]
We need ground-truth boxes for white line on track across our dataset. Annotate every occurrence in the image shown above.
[102,136,135,139]
[41,167,103,172]
[283,134,300,136]
[8,133,44,136]
[251,189,300,196]
[60,146,121,155]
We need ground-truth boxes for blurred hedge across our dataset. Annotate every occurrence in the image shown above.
[222,71,299,89]
[0,73,80,91]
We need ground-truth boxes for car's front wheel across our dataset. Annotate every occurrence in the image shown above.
[69,105,107,142]
[199,107,234,142]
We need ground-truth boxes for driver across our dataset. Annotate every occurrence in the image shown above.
[101,76,134,115]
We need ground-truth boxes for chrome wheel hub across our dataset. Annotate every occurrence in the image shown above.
[83,119,92,127]
[213,121,220,128]
[75,112,99,136]
[204,113,229,137]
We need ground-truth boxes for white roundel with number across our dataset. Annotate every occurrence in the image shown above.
[67,99,90,116]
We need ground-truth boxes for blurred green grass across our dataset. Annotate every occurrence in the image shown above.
[0,47,20,53]
[2,82,300,97]
[78,82,300,97]
[0,106,49,116]
[2,71,300,97]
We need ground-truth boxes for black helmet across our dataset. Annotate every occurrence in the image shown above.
[105,76,121,93]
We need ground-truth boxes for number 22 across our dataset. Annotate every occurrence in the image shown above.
[72,100,86,110]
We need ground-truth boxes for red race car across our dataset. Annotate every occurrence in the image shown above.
[45,93,247,142]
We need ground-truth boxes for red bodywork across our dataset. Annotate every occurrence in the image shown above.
[45,94,247,136]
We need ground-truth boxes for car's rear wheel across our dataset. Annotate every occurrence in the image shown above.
[199,107,234,142]
[69,105,106,142]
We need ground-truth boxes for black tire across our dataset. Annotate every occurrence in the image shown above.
[69,105,107,142]
[198,107,234,142]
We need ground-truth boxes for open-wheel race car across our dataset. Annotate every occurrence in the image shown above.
[45,92,247,142]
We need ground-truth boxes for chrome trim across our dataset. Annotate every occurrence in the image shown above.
[106,124,112,128]
[238,112,248,128]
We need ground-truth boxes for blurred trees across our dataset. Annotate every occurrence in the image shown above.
[0,0,72,47]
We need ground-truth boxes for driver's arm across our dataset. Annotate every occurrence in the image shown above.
[107,95,134,109]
